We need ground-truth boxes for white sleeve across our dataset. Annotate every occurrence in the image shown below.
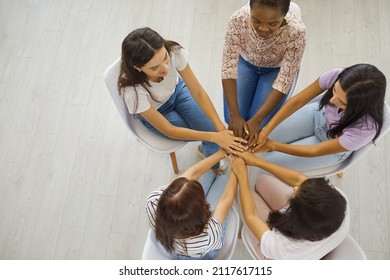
[171,47,189,72]
[123,86,152,114]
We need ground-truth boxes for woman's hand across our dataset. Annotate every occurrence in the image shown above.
[245,118,261,147]
[225,154,247,177]
[251,138,273,153]
[228,115,247,139]
[213,130,248,154]
[234,151,263,166]
[252,129,268,150]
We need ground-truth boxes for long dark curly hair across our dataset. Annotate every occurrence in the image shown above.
[267,178,346,241]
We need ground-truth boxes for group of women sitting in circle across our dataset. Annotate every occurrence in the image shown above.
[117,0,387,259]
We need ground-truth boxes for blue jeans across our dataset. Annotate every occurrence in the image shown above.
[223,55,288,129]
[139,79,220,169]
[265,102,352,171]
[173,171,230,260]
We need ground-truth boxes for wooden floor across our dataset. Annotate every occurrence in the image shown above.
[0,0,389,260]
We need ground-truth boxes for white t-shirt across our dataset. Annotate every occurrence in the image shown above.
[260,187,350,260]
[122,47,189,114]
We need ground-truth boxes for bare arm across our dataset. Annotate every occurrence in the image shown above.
[212,171,238,224]
[267,137,348,157]
[227,155,270,241]
[141,107,246,151]
[180,149,226,180]
[222,79,247,139]
[256,79,323,148]
[236,151,308,188]
[246,89,285,147]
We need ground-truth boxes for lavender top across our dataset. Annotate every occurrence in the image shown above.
[319,68,377,151]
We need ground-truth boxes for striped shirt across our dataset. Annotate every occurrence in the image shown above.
[146,186,223,258]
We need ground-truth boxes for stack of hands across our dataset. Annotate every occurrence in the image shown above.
[216,126,275,156]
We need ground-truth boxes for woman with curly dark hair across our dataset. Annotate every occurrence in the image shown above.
[228,151,350,259]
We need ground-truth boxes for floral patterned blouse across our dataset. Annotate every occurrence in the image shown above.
[222,3,306,94]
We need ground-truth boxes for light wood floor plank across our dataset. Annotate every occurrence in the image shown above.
[27,104,85,259]
[0,0,389,260]
[61,78,111,228]
[66,0,113,105]
[1,133,56,259]
[79,194,116,259]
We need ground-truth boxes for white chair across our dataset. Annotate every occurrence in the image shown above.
[141,204,240,260]
[241,224,367,260]
[104,57,187,174]
[289,2,301,19]
[285,2,301,100]
[302,102,390,178]
[241,223,262,260]
[322,234,367,260]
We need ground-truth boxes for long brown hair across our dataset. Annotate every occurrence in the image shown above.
[155,177,211,253]
[118,27,181,113]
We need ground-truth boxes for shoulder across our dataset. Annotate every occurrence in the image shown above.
[169,45,187,56]
[146,185,168,204]
[169,46,188,71]
[205,217,223,236]
[319,68,344,90]
[284,11,306,38]
[228,4,250,26]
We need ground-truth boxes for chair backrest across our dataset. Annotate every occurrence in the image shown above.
[321,234,367,260]
[242,224,367,260]
[103,57,186,153]
[241,223,261,260]
[289,2,301,19]
[141,204,240,260]
[285,2,301,99]
[303,102,390,178]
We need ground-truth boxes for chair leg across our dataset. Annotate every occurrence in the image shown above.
[337,172,344,178]
[170,152,179,174]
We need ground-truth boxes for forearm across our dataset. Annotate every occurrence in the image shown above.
[249,156,307,187]
[217,173,238,207]
[191,90,225,131]
[213,172,238,224]
[261,79,323,137]
[251,89,285,124]
[182,149,226,179]
[237,171,258,218]
[161,124,216,142]
[269,138,347,157]
[222,79,240,117]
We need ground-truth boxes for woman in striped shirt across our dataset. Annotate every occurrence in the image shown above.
[146,150,237,259]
